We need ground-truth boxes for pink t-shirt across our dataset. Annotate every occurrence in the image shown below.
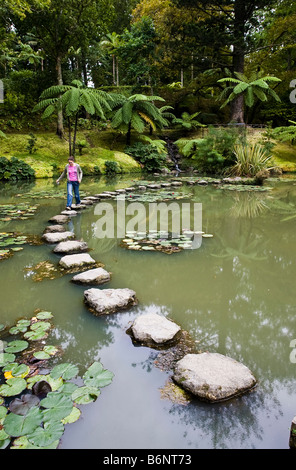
[68,164,78,181]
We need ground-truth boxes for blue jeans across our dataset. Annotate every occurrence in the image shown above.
[67,181,80,207]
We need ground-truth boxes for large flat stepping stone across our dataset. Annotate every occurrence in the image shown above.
[60,210,77,216]
[53,240,88,254]
[48,214,70,224]
[59,253,96,269]
[42,231,75,244]
[71,267,110,285]
[131,313,181,346]
[84,288,137,316]
[43,225,66,233]
[173,353,256,403]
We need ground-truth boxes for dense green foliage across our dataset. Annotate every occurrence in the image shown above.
[0,156,35,180]
[0,0,296,175]
[125,142,167,172]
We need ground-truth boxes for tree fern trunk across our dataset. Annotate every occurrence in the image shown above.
[231,0,246,124]
[72,114,78,157]
[68,117,72,157]
[126,122,131,145]
[56,54,64,138]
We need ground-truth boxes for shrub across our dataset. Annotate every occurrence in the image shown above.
[175,126,240,174]
[0,157,35,181]
[125,142,167,172]
[104,160,121,175]
[230,143,272,177]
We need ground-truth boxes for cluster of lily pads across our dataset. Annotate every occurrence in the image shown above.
[0,311,114,449]
[217,184,271,192]
[116,190,192,204]
[16,189,88,200]
[0,203,38,222]
[121,229,213,254]
[0,232,42,261]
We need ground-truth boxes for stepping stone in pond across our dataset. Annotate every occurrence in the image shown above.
[130,312,181,347]
[95,193,112,199]
[53,240,89,254]
[42,231,75,244]
[43,224,66,233]
[171,181,182,186]
[71,267,111,285]
[173,352,256,403]
[72,204,87,210]
[147,184,161,189]
[48,214,70,224]
[80,199,94,205]
[60,210,77,216]
[59,253,96,269]
[84,287,137,316]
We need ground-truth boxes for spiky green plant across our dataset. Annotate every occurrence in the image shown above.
[231,143,273,177]
[110,93,167,145]
[34,80,113,156]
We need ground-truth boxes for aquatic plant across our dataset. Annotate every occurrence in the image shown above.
[121,229,212,254]
[0,311,114,449]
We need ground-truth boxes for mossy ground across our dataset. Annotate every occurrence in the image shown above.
[0,130,141,178]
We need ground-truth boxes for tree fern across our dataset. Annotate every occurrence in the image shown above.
[217,72,281,119]
[34,80,113,156]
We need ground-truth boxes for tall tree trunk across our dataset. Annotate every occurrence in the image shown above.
[72,114,78,157]
[112,54,116,85]
[231,0,246,124]
[116,56,119,86]
[68,117,72,157]
[56,54,64,138]
[126,122,131,145]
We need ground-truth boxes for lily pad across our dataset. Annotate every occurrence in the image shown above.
[0,353,16,367]
[10,435,59,449]
[61,406,81,424]
[9,394,40,416]
[71,385,100,405]
[50,363,79,381]
[36,311,53,320]
[40,392,73,422]
[3,363,30,378]
[5,340,29,353]
[83,361,114,388]
[0,377,27,397]
[27,420,64,447]
[4,406,43,437]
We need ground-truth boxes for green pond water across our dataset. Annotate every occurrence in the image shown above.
[1,174,296,449]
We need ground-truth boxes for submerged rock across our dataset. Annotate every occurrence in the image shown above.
[71,267,111,285]
[130,313,181,347]
[42,231,75,244]
[59,253,96,269]
[84,288,137,315]
[173,352,256,402]
[53,240,88,254]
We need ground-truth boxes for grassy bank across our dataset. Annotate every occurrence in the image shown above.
[0,130,141,178]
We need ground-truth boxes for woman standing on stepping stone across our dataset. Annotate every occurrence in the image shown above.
[56,156,83,210]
